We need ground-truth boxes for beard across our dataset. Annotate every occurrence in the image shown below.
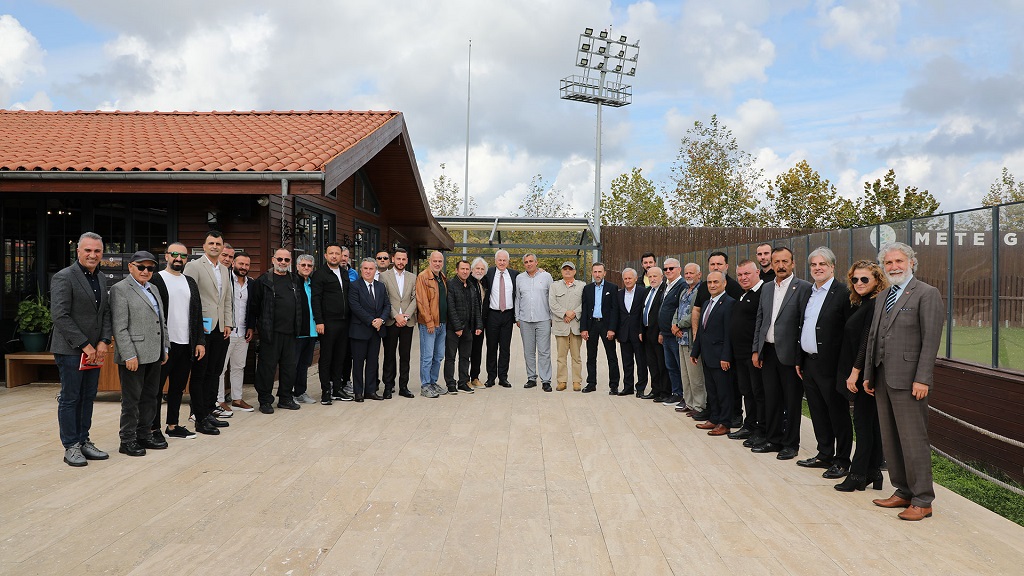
[233,267,248,278]
[274,265,290,274]
[885,269,907,284]
[472,270,485,280]
[170,261,185,272]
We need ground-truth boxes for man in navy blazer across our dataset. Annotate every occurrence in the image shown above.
[691,272,736,437]
[349,258,391,402]
[581,262,620,393]
[615,268,647,396]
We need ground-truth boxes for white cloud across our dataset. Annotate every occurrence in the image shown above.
[725,98,783,149]
[0,15,45,106]
[819,0,901,60]
[11,90,53,111]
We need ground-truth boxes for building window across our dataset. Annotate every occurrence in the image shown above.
[354,221,380,262]
[295,202,336,265]
[355,170,380,215]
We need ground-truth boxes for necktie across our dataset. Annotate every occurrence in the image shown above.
[885,285,900,313]
[499,271,506,312]
[643,289,654,327]
[368,282,374,300]
[703,298,715,328]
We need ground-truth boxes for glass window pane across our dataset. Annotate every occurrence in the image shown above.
[911,214,951,358]
[998,203,1024,370]
[832,229,851,276]
[791,236,808,281]
[950,209,993,366]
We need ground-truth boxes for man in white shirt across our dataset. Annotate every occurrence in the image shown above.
[380,247,418,399]
[216,252,253,412]
[516,254,554,391]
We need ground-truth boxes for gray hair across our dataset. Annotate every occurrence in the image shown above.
[523,253,537,262]
[78,231,103,244]
[360,257,377,266]
[622,267,637,278]
[685,262,701,273]
[808,246,836,267]
[664,257,680,268]
[297,253,314,265]
[878,242,918,272]
[471,257,488,269]
[495,249,510,260]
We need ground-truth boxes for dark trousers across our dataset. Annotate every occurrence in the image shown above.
[585,317,620,389]
[850,386,883,476]
[318,319,350,398]
[55,353,100,448]
[155,343,193,428]
[254,332,296,406]
[734,355,765,437]
[644,329,668,397]
[383,324,414,392]
[190,325,229,420]
[293,337,317,397]
[470,331,484,380]
[619,337,647,391]
[802,354,853,465]
[485,309,515,384]
[875,364,934,506]
[118,361,161,443]
[702,363,734,426]
[350,334,382,395]
[761,343,803,449]
[444,327,473,387]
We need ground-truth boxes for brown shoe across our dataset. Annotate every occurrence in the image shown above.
[873,493,912,508]
[897,505,932,521]
[573,382,581,391]
[708,425,730,436]
[556,382,567,391]
[218,402,233,412]
[695,421,716,430]
[470,378,483,388]
[231,400,255,412]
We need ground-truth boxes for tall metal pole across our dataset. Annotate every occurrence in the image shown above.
[593,68,606,264]
[462,39,472,256]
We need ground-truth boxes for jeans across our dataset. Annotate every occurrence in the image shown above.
[661,335,682,397]
[55,353,101,448]
[418,323,446,386]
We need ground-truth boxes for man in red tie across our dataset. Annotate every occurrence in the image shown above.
[482,249,519,388]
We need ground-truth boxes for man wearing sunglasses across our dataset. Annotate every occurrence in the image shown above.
[248,248,303,413]
[110,251,170,456]
[374,250,390,281]
[183,231,234,432]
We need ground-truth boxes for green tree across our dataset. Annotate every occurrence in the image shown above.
[765,160,858,229]
[982,167,1024,206]
[858,168,940,225]
[516,174,573,217]
[428,163,476,217]
[669,114,765,227]
[601,167,669,226]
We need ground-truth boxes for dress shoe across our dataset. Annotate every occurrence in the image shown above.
[206,415,229,427]
[64,444,87,467]
[524,381,537,388]
[557,382,567,391]
[542,383,552,392]
[708,424,730,436]
[639,392,655,399]
[898,505,933,521]
[485,380,496,388]
[137,435,168,450]
[573,382,582,391]
[608,388,619,395]
[365,392,384,401]
[499,381,511,388]
[354,393,364,402]
[195,420,221,435]
[834,474,868,492]
[689,410,709,420]
[618,387,634,396]
[674,404,690,412]
[822,463,849,479]
[151,429,167,446]
[382,391,393,399]
[80,441,109,460]
[751,442,781,453]
[582,384,597,393]
[696,421,717,429]
[399,389,416,398]
[259,403,274,414]
[777,447,799,460]
[797,456,832,469]
[873,493,912,508]
[635,388,645,398]
[277,399,301,410]
[730,417,744,429]
[727,428,751,440]
[119,441,146,457]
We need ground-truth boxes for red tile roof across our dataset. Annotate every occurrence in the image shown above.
[0,110,400,172]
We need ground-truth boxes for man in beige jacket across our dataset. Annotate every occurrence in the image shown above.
[380,247,417,399]
[549,262,584,391]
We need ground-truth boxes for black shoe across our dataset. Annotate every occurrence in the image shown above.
[635,388,646,398]
[336,391,354,402]
[727,428,751,440]
[277,399,301,410]
[366,392,384,401]
[542,382,552,392]
[797,456,832,469]
[321,396,333,405]
[822,464,849,479]
[151,429,167,446]
[399,389,415,398]
[618,388,634,396]
[119,441,146,456]
[485,380,496,388]
[458,383,475,394]
[731,417,744,429]
[137,435,168,450]
[639,392,655,400]
[834,473,867,492]
[354,393,364,402]
[751,442,781,453]
[259,403,275,414]
[608,388,619,395]
[742,438,756,448]
[382,391,393,399]
[777,447,799,460]
[582,384,597,393]
[499,381,511,388]
[524,381,537,389]
[206,415,229,427]
[652,396,668,403]
[195,420,221,435]
[689,411,709,420]
[331,389,346,400]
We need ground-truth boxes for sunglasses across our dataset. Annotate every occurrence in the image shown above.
[851,276,872,284]
[134,264,157,272]
[664,266,677,271]
[167,251,187,258]
[275,257,291,263]
[376,256,390,260]
[298,263,313,267]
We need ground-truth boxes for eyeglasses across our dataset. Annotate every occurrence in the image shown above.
[167,251,187,258]
[851,276,872,284]
[275,257,291,263]
[376,256,390,260]
[134,264,157,272]
[664,266,677,271]
[298,263,313,267]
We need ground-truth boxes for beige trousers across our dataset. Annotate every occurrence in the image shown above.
[555,334,583,385]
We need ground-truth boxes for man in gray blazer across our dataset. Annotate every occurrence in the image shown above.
[380,247,417,399]
[51,232,113,467]
[864,242,944,521]
[111,251,169,457]
[753,246,812,460]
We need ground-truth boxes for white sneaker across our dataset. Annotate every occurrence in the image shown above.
[211,406,233,418]
[343,382,354,396]
[295,393,316,404]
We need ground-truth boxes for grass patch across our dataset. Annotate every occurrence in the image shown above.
[931,452,1024,527]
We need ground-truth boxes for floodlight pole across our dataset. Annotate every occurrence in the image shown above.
[463,39,472,256]
[593,69,605,262]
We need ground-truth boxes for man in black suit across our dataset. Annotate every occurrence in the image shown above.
[753,246,812,460]
[796,247,854,478]
[581,262,620,394]
[482,249,519,388]
[311,243,353,404]
[657,258,688,404]
[348,258,391,402]
[728,260,766,446]
[615,268,648,396]
[641,267,668,400]
[691,271,736,437]
[50,232,113,467]
[248,248,303,414]
[691,251,744,425]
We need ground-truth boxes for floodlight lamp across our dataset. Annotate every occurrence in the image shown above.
[614,65,622,72]
[581,43,590,52]
[597,62,604,69]
[617,50,624,57]
[580,58,588,66]
[584,27,593,35]
[599,30,608,39]
[629,67,636,75]
[598,46,606,54]
[619,35,627,42]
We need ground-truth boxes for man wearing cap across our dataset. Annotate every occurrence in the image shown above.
[549,261,584,391]
[110,251,169,456]
[516,253,554,391]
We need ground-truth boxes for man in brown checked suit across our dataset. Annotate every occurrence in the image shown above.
[863,242,944,521]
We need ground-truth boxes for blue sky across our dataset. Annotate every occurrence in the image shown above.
[2,1,1022,218]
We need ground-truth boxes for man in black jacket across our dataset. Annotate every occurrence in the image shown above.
[311,243,353,404]
[445,260,483,394]
[247,248,302,414]
[615,268,647,396]
[641,267,668,400]
[482,249,519,388]
[149,243,207,438]
[727,260,765,445]
[581,262,620,394]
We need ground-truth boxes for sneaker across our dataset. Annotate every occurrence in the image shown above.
[457,383,475,394]
[447,385,459,395]
[150,429,167,446]
[432,384,448,396]
[259,403,275,414]
[662,395,683,406]
[218,401,234,414]
[321,396,333,405]
[470,378,483,388]
[295,393,317,405]
[231,400,255,412]
[421,386,439,398]
[166,425,197,439]
[343,382,354,396]
[64,443,87,467]
[277,399,301,410]
[188,412,196,423]
[80,441,109,460]
[212,406,233,418]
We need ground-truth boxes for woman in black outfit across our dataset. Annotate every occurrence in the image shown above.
[834,260,890,492]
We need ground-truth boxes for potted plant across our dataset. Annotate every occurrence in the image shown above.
[15,293,53,353]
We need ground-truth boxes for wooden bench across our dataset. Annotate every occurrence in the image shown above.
[5,349,122,391]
